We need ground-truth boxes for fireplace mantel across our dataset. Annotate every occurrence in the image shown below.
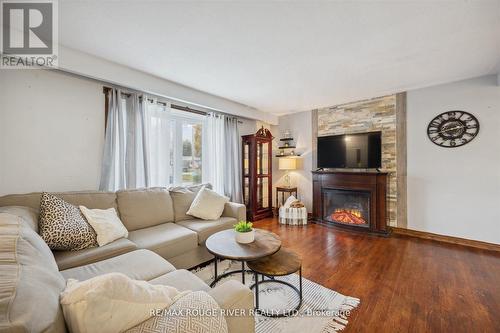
[312,170,389,235]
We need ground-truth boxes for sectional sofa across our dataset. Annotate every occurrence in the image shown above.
[0,185,254,333]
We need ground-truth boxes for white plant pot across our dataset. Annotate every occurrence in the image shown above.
[235,229,255,244]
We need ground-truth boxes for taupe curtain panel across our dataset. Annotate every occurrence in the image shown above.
[224,116,243,203]
[203,113,243,203]
[99,89,151,191]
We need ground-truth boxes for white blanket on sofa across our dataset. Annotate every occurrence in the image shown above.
[60,272,227,333]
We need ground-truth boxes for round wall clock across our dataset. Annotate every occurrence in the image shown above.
[427,110,479,148]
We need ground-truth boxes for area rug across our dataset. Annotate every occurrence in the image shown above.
[193,260,360,333]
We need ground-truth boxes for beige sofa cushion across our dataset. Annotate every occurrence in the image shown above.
[117,188,174,231]
[0,191,118,212]
[208,280,255,333]
[169,184,211,222]
[0,192,43,210]
[54,238,138,270]
[0,206,39,232]
[176,217,237,244]
[128,223,198,259]
[149,269,211,292]
[165,245,214,270]
[0,213,67,333]
[60,249,176,282]
[170,188,197,222]
[58,191,118,210]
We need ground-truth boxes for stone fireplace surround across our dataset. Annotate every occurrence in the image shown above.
[312,93,407,228]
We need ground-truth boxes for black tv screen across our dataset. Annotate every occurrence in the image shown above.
[317,132,382,169]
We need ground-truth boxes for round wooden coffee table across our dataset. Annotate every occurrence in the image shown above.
[205,229,281,287]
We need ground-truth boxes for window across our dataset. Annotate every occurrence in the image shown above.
[169,110,204,185]
[102,88,206,189]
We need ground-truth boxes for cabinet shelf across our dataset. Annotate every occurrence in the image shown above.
[276,153,301,157]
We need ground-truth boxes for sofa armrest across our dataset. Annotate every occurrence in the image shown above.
[222,202,246,221]
[208,280,255,333]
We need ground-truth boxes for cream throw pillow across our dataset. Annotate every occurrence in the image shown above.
[79,206,128,246]
[60,273,188,333]
[186,187,229,220]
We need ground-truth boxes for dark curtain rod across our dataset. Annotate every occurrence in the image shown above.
[103,86,241,122]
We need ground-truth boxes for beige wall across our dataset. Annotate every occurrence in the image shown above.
[58,46,278,125]
[407,75,500,244]
[0,70,104,195]
[271,112,313,211]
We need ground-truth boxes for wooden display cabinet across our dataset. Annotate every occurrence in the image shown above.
[242,127,274,221]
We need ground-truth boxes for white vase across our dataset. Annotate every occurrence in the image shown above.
[235,229,255,244]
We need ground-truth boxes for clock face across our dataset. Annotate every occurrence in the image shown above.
[427,111,479,148]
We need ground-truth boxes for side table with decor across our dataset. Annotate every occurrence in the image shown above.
[275,186,298,214]
[277,191,308,226]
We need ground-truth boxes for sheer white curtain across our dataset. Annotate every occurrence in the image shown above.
[203,113,225,194]
[145,99,171,187]
[203,112,243,203]
[100,89,171,191]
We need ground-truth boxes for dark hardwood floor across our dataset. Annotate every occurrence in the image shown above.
[255,218,500,333]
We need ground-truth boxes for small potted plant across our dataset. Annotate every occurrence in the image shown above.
[234,221,255,244]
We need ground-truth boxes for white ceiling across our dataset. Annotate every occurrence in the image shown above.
[59,1,500,115]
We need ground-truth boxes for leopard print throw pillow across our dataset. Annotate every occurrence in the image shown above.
[39,193,98,251]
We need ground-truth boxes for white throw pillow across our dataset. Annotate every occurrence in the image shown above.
[186,187,229,220]
[283,195,297,208]
[60,273,188,333]
[79,206,128,246]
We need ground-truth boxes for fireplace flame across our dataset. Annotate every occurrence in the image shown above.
[334,208,361,218]
[331,209,366,225]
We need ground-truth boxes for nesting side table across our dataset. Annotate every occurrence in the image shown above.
[247,248,303,317]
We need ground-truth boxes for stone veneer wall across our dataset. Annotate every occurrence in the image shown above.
[316,95,398,226]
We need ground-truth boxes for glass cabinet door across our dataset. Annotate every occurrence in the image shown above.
[243,177,250,206]
[242,141,250,206]
[243,142,250,176]
[256,140,269,175]
[256,139,270,210]
[256,176,269,209]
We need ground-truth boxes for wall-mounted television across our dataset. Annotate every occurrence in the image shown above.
[317,132,382,169]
